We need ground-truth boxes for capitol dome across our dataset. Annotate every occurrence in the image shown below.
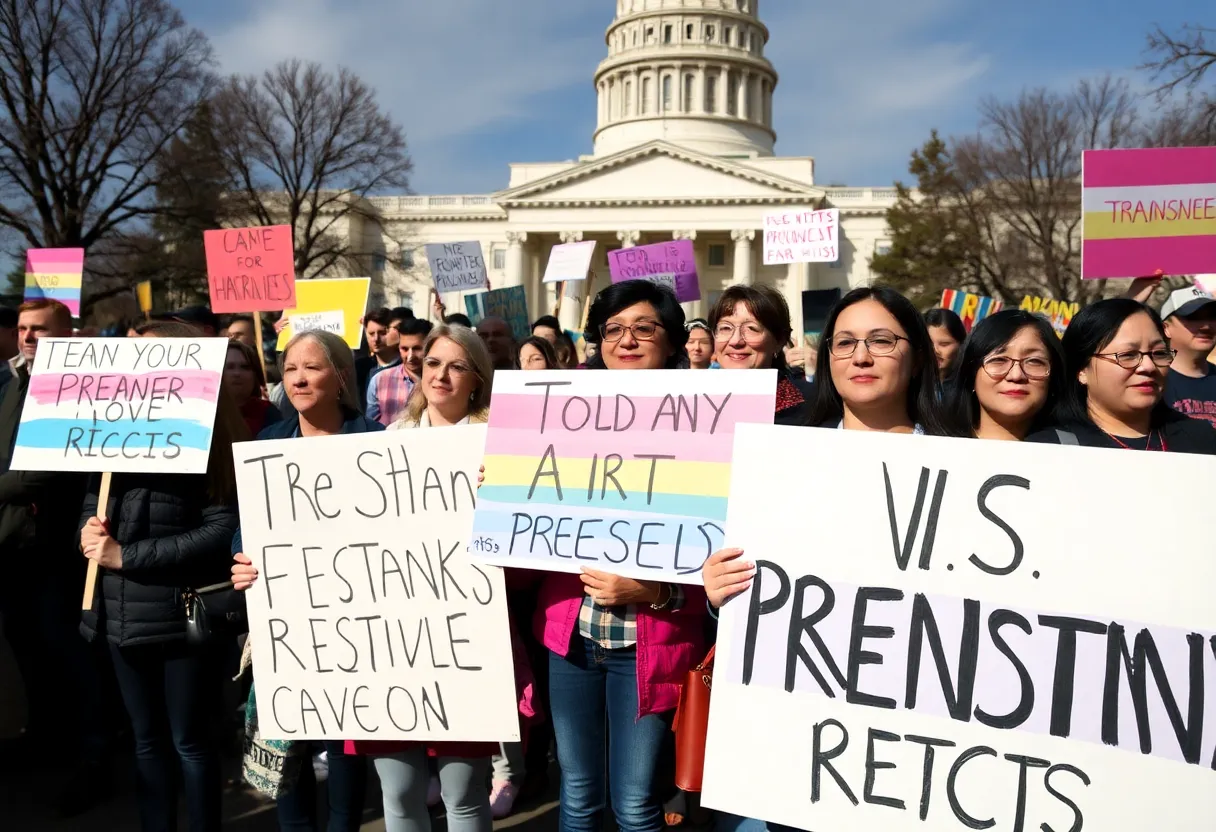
[592,0,778,158]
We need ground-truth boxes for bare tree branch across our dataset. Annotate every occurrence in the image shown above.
[0,0,214,249]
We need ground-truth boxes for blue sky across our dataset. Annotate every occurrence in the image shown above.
[184,0,1209,194]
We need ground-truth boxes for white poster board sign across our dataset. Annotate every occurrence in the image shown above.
[763,208,839,265]
[289,309,345,337]
[704,425,1216,831]
[235,425,520,742]
[9,337,227,474]
[426,241,488,294]
[543,240,597,284]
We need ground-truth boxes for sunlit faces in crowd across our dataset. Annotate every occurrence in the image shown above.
[1163,300,1216,360]
[531,315,561,345]
[281,334,348,416]
[225,316,257,349]
[518,335,558,370]
[16,301,73,362]
[685,320,713,369]
[924,307,967,378]
[709,285,793,371]
[585,280,687,371]
[950,310,1064,441]
[422,337,480,412]
[1075,306,1174,432]
[364,313,399,362]
[830,302,915,415]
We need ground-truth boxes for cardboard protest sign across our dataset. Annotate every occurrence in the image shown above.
[204,225,296,314]
[469,370,776,584]
[608,241,700,302]
[9,338,227,474]
[1020,295,1080,335]
[25,248,84,317]
[234,425,519,742]
[464,285,530,342]
[1082,146,1216,279]
[276,278,371,351]
[426,241,488,294]
[543,240,597,285]
[940,289,1002,333]
[763,209,839,265]
[290,310,345,338]
[703,425,1216,831]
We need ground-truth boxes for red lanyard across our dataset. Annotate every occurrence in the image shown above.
[1104,429,1168,452]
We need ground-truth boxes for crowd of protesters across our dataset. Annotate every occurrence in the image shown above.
[1,270,1214,832]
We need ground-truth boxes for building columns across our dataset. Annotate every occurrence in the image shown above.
[731,229,754,286]
[505,231,528,287]
[617,230,640,248]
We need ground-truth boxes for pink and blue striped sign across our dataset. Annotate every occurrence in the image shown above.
[25,248,84,317]
[469,370,777,584]
[8,337,229,474]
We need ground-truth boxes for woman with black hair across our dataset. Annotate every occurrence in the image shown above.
[924,307,967,380]
[534,280,705,832]
[1026,298,1216,454]
[945,310,1064,441]
[517,335,559,370]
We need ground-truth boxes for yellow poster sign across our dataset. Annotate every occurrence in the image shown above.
[1019,295,1080,335]
[275,278,371,351]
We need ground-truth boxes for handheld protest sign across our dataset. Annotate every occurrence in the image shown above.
[204,224,297,314]
[233,425,520,742]
[469,369,776,584]
[25,248,84,317]
[465,286,530,341]
[8,337,228,608]
[543,240,597,285]
[607,240,700,302]
[276,278,371,351]
[426,241,487,294]
[763,209,839,265]
[940,288,1002,333]
[703,426,1216,832]
[1082,146,1216,279]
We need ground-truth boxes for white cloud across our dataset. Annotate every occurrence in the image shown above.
[206,0,605,192]
[765,0,992,186]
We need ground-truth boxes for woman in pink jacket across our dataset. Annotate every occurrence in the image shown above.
[537,281,708,832]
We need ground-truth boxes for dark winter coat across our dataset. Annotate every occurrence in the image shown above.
[79,473,238,647]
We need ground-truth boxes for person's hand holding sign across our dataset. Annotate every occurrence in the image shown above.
[702,548,755,609]
[80,517,123,570]
[232,552,259,591]
[580,568,664,607]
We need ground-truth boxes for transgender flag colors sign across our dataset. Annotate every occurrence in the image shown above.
[1082,146,1216,279]
[25,248,84,317]
[940,289,1002,332]
[469,370,777,584]
[9,338,228,474]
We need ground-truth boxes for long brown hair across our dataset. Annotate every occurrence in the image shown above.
[402,325,494,425]
[135,321,249,504]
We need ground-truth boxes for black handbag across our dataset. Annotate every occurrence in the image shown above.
[184,581,247,646]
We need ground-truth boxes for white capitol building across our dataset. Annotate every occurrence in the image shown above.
[356,0,898,337]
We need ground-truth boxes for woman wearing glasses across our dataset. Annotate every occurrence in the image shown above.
[536,280,706,832]
[708,285,813,425]
[944,310,1065,441]
[1026,298,1216,454]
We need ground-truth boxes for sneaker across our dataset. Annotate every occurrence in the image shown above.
[489,781,520,819]
[426,774,442,807]
[312,750,329,783]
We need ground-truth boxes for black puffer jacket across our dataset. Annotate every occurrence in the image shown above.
[79,473,238,647]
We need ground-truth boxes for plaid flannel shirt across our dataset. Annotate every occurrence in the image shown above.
[577,584,686,649]
[372,365,416,427]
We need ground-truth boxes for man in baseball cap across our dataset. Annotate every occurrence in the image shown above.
[1159,284,1216,427]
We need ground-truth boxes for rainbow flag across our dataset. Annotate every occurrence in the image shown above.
[1082,147,1216,279]
[468,370,776,584]
[25,248,84,317]
[940,289,1002,332]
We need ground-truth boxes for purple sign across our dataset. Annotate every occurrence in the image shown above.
[607,240,700,302]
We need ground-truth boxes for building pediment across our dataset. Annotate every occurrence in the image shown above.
[495,141,824,208]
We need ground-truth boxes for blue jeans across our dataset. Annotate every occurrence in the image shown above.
[276,741,368,832]
[549,637,672,832]
[109,641,222,832]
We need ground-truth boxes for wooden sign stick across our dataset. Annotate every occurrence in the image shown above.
[579,272,596,334]
[252,314,269,380]
[81,471,112,611]
[554,281,565,318]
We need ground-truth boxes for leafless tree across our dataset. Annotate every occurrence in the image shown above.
[0,0,214,249]
[211,59,413,279]
[1145,24,1215,136]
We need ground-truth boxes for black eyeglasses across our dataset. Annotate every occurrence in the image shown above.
[1094,348,1175,369]
[982,356,1051,379]
[601,321,664,342]
[828,332,907,358]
